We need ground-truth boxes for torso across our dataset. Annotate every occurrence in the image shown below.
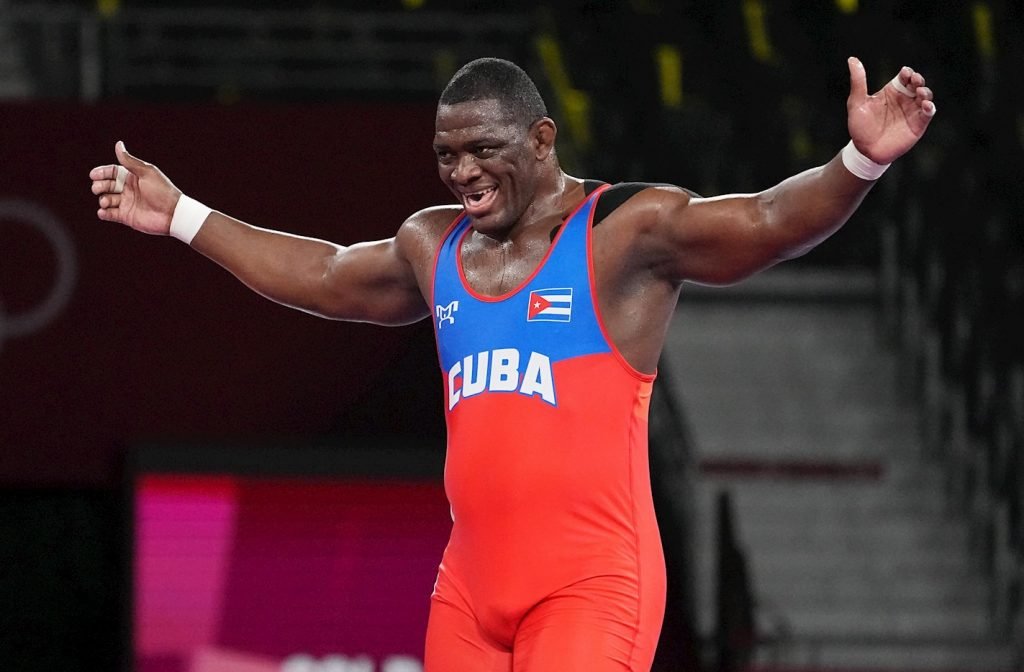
[403,179,684,374]
[428,186,666,645]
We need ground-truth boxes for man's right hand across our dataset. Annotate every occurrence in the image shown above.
[90,141,182,235]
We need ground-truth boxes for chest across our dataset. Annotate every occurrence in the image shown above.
[432,218,612,386]
[458,228,557,297]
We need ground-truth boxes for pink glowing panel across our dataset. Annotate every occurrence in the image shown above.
[134,474,451,672]
[136,476,239,657]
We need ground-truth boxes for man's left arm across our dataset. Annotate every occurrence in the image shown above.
[642,57,935,286]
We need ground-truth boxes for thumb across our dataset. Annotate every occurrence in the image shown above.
[114,140,147,172]
[847,56,868,106]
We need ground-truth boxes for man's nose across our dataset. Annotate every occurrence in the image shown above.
[450,154,481,183]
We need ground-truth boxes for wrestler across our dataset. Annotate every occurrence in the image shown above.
[90,57,934,671]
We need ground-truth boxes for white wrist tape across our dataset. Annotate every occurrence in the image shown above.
[169,195,212,245]
[841,141,890,181]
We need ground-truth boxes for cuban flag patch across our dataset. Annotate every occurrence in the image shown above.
[527,287,573,322]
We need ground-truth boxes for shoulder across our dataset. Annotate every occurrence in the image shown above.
[592,181,699,231]
[394,204,463,267]
[398,204,463,239]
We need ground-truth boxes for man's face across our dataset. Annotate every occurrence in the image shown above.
[433,99,540,236]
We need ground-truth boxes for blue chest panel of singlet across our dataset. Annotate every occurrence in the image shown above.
[432,188,611,381]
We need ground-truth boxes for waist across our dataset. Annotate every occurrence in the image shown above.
[444,393,650,531]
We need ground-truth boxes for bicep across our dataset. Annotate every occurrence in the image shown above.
[319,237,429,325]
[649,159,872,285]
[647,189,776,285]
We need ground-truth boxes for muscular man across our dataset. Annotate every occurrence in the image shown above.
[90,57,934,671]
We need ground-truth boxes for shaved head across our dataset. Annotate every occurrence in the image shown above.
[438,58,548,128]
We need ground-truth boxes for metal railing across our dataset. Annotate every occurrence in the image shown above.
[881,187,1024,662]
[0,4,99,99]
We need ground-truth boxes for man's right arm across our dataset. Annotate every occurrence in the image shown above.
[90,141,432,326]
[189,214,430,325]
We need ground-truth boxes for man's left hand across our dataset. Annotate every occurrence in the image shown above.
[846,57,936,165]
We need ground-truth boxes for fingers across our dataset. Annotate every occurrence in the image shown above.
[97,206,121,222]
[91,142,139,197]
[97,193,121,209]
[915,84,936,117]
[115,140,148,171]
[890,65,937,120]
[114,164,128,192]
[847,56,868,105]
[88,164,119,182]
[891,66,933,100]
[891,66,924,95]
[919,96,937,118]
[91,178,115,195]
[90,168,128,195]
[89,142,146,182]
[92,142,140,223]
[890,67,917,97]
[90,142,138,199]
[96,184,125,223]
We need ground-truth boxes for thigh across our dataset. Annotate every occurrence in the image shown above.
[424,597,512,672]
[511,575,663,672]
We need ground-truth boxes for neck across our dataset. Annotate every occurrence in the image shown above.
[472,165,583,245]
[514,170,582,231]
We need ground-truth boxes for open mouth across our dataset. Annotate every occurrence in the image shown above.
[462,186,498,214]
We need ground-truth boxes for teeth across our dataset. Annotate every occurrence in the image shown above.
[467,186,495,203]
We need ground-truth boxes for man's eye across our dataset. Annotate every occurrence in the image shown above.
[437,151,453,163]
[473,147,495,157]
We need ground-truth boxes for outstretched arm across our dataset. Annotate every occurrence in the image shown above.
[90,142,430,325]
[642,57,936,285]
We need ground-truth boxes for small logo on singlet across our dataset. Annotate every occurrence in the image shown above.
[435,300,459,328]
[527,288,573,322]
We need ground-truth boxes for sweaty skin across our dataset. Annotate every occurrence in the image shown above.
[90,57,935,670]
[90,58,934,374]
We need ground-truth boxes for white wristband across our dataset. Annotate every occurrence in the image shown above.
[841,141,890,181]
[169,195,213,245]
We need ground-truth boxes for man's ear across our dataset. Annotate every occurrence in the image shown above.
[530,117,557,160]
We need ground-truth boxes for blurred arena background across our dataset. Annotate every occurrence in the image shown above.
[0,1,1021,671]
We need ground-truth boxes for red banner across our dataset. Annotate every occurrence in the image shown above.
[0,102,451,485]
